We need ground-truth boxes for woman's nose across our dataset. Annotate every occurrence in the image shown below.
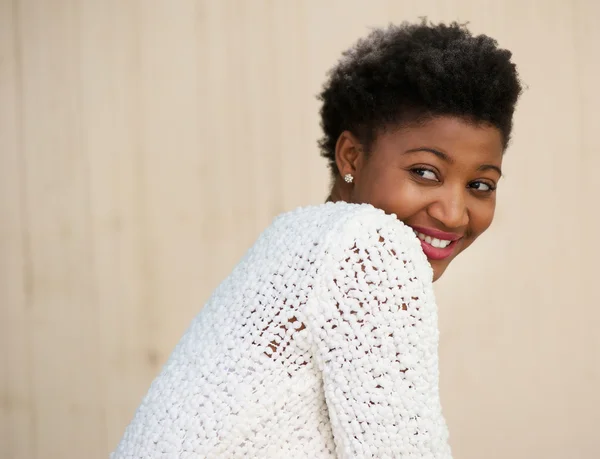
[427,188,469,229]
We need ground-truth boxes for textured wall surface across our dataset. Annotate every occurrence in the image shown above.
[1,1,599,458]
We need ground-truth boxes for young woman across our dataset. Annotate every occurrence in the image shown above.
[113,21,522,458]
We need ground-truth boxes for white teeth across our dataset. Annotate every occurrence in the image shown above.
[413,230,452,249]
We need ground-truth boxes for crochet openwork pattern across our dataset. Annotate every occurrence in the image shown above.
[112,202,452,458]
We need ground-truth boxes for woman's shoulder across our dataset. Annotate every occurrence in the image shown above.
[269,201,406,239]
[271,201,414,240]
[267,202,430,275]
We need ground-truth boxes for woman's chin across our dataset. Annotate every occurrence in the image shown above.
[430,260,449,282]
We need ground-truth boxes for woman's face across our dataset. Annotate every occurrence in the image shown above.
[335,116,504,281]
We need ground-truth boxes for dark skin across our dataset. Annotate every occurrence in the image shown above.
[328,116,504,282]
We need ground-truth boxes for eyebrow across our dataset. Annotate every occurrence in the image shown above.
[404,147,503,176]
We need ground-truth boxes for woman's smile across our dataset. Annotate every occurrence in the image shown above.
[410,225,463,261]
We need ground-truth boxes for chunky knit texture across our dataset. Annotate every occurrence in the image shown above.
[112,202,452,458]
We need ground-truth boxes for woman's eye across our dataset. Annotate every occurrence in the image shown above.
[469,181,496,192]
[412,168,438,181]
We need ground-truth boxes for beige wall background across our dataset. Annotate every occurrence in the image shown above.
[1,1,599,458]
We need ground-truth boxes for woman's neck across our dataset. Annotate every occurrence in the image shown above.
[327,185,343,203]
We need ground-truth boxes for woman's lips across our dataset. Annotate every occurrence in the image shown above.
[411,226,463,260]
[417,237,460,260]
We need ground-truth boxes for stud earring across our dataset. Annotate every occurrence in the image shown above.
[344,174,354,183]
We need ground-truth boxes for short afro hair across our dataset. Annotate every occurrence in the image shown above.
[318,20,522,175]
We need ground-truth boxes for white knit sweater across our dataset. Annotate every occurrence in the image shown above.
[112,202,452,458]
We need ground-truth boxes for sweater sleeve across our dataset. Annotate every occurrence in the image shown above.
[306,214,452,458]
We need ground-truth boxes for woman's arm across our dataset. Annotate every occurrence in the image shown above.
[307,215,452,458]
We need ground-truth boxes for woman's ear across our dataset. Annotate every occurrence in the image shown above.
[334,131,364,179]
